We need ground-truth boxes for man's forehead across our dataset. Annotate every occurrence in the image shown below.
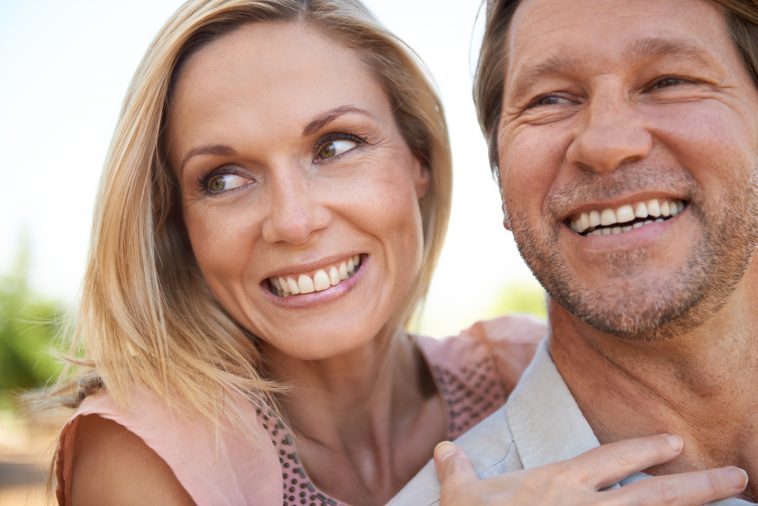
[504,0,730,78]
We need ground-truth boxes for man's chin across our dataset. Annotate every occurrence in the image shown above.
[549,281,709,342]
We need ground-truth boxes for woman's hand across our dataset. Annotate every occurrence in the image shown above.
[434,434,748,505]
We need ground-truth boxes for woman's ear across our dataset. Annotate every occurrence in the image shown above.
[413,159,431,199]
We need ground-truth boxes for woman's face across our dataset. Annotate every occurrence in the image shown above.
[167,22,429,360]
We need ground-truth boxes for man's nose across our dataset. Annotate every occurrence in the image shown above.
[261,169,331,245]
[566,90,653,174]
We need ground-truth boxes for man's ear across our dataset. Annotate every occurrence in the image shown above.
[497,167,512,230]
[502,201,513,231]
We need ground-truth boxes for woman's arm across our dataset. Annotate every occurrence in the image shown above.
[435,434,747,505]
[70,415,195,506]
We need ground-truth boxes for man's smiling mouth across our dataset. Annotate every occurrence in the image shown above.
[267,255,362,297]
[568,198,687,237]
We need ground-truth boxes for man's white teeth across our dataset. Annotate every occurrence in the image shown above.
[271,255,362,297]
[570,198,685,235]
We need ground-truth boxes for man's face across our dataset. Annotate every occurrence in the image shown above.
[499,0,758,339]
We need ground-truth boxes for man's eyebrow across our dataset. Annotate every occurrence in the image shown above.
[302,105,376,137]
[506,37,715,106]
[507,55,581,105]
[627,37,713,66]
[178,144,238,174]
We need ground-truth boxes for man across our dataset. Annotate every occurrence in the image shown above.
[392,0,758,504]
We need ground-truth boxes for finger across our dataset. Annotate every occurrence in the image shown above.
[434,442,480,489]
[605,466,748,506]
[560,434,684,489]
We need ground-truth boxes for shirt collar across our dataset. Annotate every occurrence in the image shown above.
[505,339,600,468]
[505,340,755,505]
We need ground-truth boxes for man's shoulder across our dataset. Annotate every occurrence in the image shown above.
[388,403,524,505]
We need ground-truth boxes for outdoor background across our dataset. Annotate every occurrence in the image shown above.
[0,1,544,504]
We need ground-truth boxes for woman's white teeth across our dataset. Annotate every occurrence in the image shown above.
[272,255,361,297]
[570,199,686,235]
[298,274,315,294]
[328,266,340,286]
[286,277,300,295]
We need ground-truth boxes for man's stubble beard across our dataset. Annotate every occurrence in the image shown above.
[507,164,758,342]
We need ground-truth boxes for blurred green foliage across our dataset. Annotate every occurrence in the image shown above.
[0,239,64,408]
[490,280,547,320]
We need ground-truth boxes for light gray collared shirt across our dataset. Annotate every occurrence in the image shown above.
[389,341,754,506]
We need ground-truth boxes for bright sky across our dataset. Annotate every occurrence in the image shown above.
[0,0,540,336]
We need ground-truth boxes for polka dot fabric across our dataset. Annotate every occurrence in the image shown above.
[256,407,341,506]
[258,341,508,506]
[430,356,506,439]
[55,317,544,505]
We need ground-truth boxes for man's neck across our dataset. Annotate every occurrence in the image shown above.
[549,268,758,499]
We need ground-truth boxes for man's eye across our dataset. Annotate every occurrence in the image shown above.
[527,94,573,108]
[316,138,359,161]
[204,172,252,194]
[650,77,689,90]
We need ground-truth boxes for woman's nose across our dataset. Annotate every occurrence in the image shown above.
[566,90,653,174]
[261,170,331,245]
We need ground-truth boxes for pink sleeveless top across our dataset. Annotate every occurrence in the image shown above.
[55,315,544,505]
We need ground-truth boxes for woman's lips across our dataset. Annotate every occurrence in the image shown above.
[267,255,362,297]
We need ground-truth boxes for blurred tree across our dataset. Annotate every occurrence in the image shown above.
[490,281,547,320]
[0,237,64,408]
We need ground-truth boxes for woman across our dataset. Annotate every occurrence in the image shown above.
[50,1,743,505]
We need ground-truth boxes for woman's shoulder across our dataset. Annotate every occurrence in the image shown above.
[63,413,195,505]
[56,387,283,505]
[416,315,546,439]
[418,314,545,365]
[417,314,546,393]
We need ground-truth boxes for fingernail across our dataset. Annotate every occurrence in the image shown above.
[665,434,683,451]
[435,441,456,460]
[728,467,748,489]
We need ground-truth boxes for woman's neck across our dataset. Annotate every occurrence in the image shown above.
[262,327,446,505]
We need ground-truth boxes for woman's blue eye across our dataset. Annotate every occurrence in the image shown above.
[205,173,252,194]
[316,138,359,160]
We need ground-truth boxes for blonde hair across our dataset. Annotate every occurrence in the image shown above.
[474,0,758,177]
[52,0,451,428]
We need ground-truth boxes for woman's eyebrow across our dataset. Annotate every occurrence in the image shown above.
[177,106,377,173]
[178,144,238,174]
[302,105,376,137]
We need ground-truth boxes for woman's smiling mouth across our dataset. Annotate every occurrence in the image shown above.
[266,255,363,297]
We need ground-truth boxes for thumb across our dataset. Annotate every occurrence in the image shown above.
[434,442,479,488]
